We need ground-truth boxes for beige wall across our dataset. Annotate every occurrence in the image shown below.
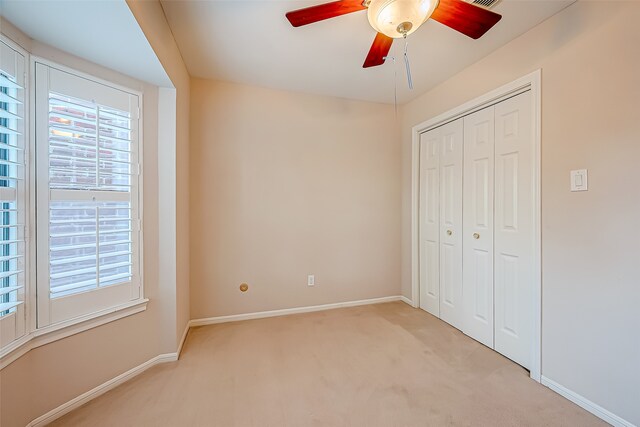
[400,2,640,424]
[190,79,401,319]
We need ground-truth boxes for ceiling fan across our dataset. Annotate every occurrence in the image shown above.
[285,0,502,68]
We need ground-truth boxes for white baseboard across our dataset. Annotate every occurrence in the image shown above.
[541,376,635,427]
[27,352,178,427]
[189,295,403,327]
[176,322,190,357]
[400,295,414,307]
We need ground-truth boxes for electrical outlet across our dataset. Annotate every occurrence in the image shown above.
[307,275,315,286]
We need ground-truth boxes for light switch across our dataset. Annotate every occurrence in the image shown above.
[570,169,588,192]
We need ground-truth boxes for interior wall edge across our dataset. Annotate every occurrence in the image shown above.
[126,0,192,358]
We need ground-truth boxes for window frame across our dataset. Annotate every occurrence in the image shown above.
[34,60,144,328]
[0,48,148,368]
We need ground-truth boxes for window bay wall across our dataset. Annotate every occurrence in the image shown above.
[0,14,186,427]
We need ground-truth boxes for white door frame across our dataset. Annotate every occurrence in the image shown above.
[410,70,542,382]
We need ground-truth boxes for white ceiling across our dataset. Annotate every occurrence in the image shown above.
[0,0,573,103]
[160,0,572,104]
[0,0,171,88]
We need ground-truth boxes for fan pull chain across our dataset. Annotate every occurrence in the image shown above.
[393,55,398,117]
[385,51,398,117]
[404,35,413,90]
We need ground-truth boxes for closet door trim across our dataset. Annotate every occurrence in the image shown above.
[410,70,541,382]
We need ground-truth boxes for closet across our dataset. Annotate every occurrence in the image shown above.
[419,90,535,370]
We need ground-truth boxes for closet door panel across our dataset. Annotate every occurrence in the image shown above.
[463,106,495,348]
[419,128,441,316]
[494,91,534,369]
[438,119,464,330]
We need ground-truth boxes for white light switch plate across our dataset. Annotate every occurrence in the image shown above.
[570,169,588,192]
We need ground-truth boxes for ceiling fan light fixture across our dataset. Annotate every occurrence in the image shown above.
[367,0,440,39]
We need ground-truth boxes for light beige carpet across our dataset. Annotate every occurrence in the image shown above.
[51,302,605,426]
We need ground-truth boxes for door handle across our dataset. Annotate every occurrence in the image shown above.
[473,232,480,239]
[446,230,452,236]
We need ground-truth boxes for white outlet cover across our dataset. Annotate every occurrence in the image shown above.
[307,275,315,286]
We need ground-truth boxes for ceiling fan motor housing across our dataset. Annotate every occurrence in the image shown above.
[367,0,440,38]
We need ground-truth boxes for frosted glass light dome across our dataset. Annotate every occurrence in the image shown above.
[367,0,440,39]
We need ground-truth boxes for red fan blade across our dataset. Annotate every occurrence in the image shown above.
[286,0,367,27]
[363,33,394,68]
[430,0,502,39]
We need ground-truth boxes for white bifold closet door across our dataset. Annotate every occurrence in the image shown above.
[462,91,534,369]
[438,120,463,330]
[462,106,495,348]
[419,90,535,370]
[419,128,441,316]
[493,92,535,369]
[419,119,463,329]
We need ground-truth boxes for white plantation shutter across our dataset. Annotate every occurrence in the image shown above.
[48,94,134,297]
[0,40,27,348]
[36,63,142,327]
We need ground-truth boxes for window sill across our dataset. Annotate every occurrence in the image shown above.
[0,298,148,370]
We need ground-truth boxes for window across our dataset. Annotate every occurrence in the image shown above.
[35,63,142,328]
[0,40,146,359]
[0,40,27,349]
